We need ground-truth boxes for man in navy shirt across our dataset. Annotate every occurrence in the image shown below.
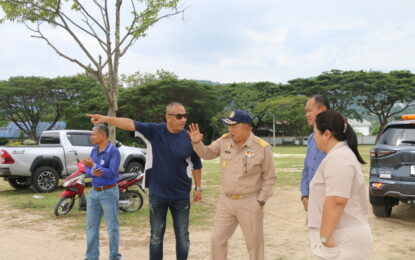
[86,101,202,260]
[82,124,122,260]
[300,95,329,211]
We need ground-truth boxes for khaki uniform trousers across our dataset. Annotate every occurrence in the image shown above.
[210,194,264,260]
[309,225,372,260]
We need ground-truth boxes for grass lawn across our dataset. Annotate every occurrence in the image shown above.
[0,144,374,231]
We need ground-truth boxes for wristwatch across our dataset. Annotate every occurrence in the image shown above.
[320,237,328,243]
[195,186,203,191]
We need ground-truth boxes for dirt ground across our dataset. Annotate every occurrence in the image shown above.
[1,186,415,260]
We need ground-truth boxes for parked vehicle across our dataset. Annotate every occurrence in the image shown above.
[0,130,146,193]
[369,114,415,217]
[54,155,145,216]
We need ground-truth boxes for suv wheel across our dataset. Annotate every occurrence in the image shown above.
[371,203,392,217]
[32,166,59,193]
[369,192,396,217]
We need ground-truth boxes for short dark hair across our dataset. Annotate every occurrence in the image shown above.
[93,124,109,138]
[312,95,330,110]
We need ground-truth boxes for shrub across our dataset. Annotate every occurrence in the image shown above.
[6,140,23,146]
[23,139,36,145]
[0,138,8,146]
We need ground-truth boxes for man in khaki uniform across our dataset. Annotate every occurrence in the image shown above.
[188,110,276,260]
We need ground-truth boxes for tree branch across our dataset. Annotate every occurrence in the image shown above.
[28,22,96,75]
[102,9,184,68]
[79,11,108,52]
[55,12,100,68]
[73,0,107,33]
[59,10,107,48]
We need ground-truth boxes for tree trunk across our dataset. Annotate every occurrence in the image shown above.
[107,94,117,144]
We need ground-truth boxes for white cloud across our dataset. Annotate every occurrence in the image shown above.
[1,0,415,83]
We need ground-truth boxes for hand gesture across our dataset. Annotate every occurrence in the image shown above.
[82,158,94,167]
[85,113,107,125]
[92,168,103,177]
[187,123,203,144]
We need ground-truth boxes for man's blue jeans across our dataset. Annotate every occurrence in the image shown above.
[149,193,190,260]
[86,186,122,260]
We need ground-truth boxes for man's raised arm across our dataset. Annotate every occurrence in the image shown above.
[86,114,135,131]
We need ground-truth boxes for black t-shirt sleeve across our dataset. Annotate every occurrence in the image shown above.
[134,121,159,140]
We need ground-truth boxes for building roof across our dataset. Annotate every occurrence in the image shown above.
[347,119,372,127]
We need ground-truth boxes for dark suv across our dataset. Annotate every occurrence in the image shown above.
[369,117,415,217]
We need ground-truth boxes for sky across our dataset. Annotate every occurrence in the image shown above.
[0,0,414,84]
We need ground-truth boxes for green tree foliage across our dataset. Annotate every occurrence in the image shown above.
[0,0,183,142]
[353,70,415,134]
[120,69,179,88]
[255,95,309,136]
[62,74,108,130]
[118,78,225,142]
[286,70,362,119]
[0,76,78,140]
[217,81,283,129]
[285,70,415,134]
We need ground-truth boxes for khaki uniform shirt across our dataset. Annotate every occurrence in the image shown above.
[308,141,369,229]
[193,132,276,201]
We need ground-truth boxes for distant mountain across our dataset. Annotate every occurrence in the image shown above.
[195,80,223,85]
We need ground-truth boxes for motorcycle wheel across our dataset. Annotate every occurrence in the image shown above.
[54,196,75,216]
[120,190,143,212]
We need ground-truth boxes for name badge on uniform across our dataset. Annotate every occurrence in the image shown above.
[244,149,255,158]
[100,159,105,165]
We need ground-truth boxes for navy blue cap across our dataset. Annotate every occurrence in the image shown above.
[222,110,253,125]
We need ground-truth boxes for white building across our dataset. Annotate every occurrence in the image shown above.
[347,119,372,136]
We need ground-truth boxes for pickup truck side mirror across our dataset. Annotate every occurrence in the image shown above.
[115,141,122,148]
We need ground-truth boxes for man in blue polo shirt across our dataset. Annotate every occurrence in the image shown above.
[82,124,122,260]
[86,101,202,260]
[300,95,329,211]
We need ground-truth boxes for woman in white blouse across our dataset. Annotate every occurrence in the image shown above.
[308,110,372,260]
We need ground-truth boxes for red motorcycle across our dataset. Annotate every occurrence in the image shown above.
[54,159,145,216]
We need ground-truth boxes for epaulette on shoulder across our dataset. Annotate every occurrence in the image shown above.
[220,133,230,139]
[255,137,269,148]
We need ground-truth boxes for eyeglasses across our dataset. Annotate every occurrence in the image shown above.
[168,113,188,120]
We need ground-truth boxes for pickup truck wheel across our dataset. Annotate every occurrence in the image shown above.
[32,166,59,193]
[372,204,392,217]
[8,177,31,190]
[126,162,144,174]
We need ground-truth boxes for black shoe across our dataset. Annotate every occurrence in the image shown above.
[78,207,87,211]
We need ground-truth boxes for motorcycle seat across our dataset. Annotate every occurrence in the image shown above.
[119,172,139,182]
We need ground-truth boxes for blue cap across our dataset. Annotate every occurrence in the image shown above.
[222,110,253,125]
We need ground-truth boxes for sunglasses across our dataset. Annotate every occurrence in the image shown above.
[168,113,188,120]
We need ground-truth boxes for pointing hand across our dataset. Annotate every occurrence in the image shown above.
[85,113,107,125]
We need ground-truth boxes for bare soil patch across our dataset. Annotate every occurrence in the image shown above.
[1,186,415,259]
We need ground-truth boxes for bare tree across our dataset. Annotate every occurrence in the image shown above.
[0,0,184,141]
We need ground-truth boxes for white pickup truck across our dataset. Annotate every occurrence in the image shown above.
[0,130,146,193]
